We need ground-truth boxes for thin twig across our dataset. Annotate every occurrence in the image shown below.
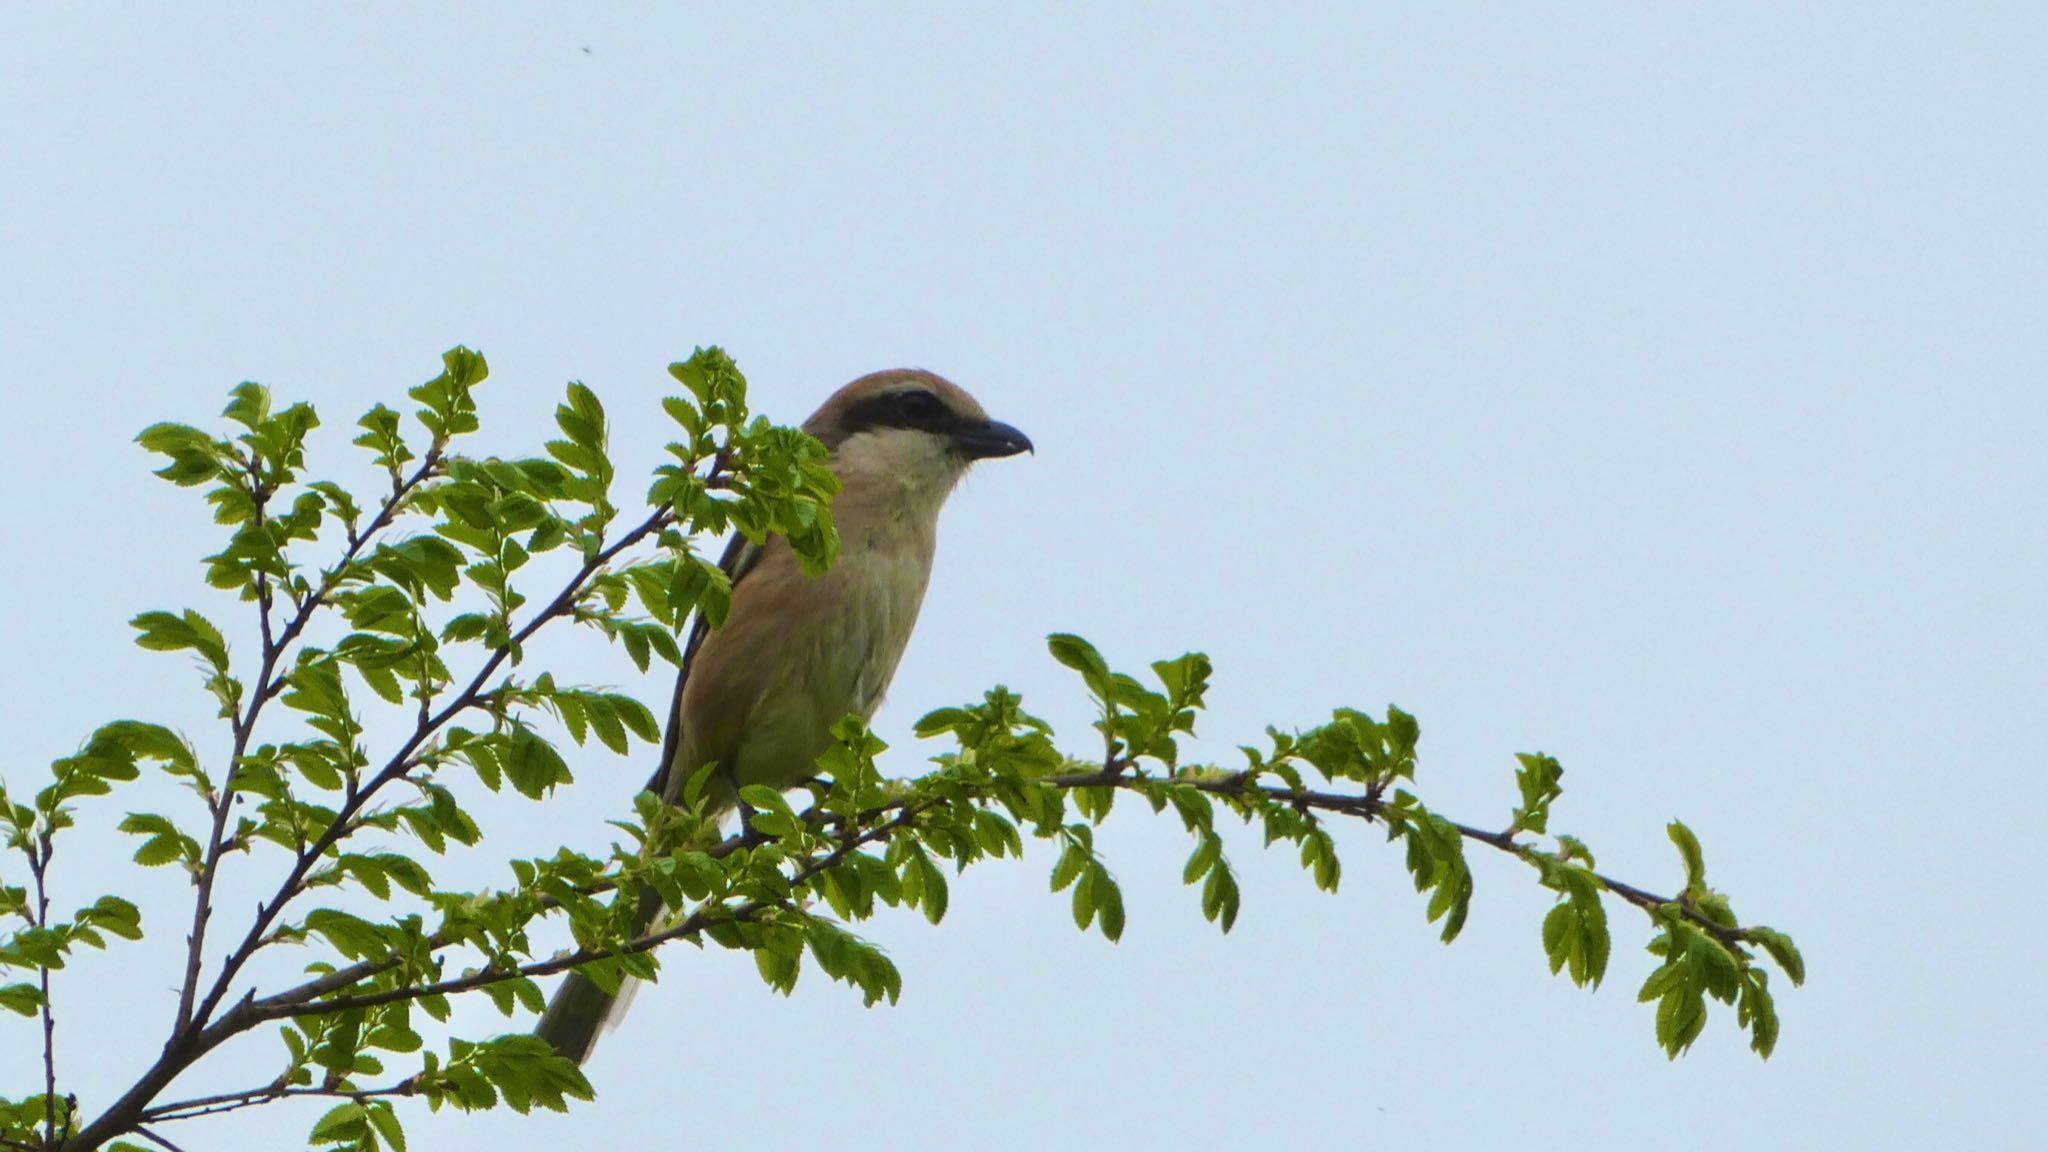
[243,800,928,1022]
[142,1080,418,1126]
[175,448,443,1034]
[257,759,1743,1026]
[173,455,270,1032]
[1044,762,1739,944]
[133,1126,191,1152]
[193,502,678,1016]
[30,835,58,1147]
[66,496,679,1152]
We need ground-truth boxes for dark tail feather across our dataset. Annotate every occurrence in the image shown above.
[535,969,616,1064]
[535,888,665,1064]
[539,788,740,1063]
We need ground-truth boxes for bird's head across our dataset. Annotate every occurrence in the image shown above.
[805,369,1032,502]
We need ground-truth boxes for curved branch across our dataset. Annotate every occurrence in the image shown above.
[237,799,932,1024]
[191,504,678,1024]
[69,502,674,1152]
[1044,763,1751,948]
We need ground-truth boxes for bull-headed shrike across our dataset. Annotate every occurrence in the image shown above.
[536,369,1032,1063]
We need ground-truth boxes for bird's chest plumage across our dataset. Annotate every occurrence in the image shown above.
[718,509,937,790]
[813,526,932,716]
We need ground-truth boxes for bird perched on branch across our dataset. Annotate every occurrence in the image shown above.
[535,369,1032,1063]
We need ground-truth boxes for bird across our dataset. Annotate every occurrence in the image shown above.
[534,368,1033,1063]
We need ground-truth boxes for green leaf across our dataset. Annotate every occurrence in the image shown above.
[1543,902,1573,966]
[737,785,796,820]
[1200,862,1240,932]
[668,349,726,405]
[354,403,414,474]
[136,421,227,485]
[502,728,572,799]
[614,694,661,744]
[972,810,1023,859]
[913,706,976,738]
[1182,831,1221,885]
[1071,862,1098,931]
[1510,752,1563,834]
[1094,866,1125,942]
[1555,834,1596,867]
[1047,633,1110,686]
[679,760,719,811]
[410,346,488,442]
[1398,809,1473,943]
[78,894,143,940]
[303,908,392,961]
[336,853,433,900]
[1049,844,1086,893]
[1668,820,1706,891]
[1746,926,1807,985]
[119,812,201,867]
[661,394,704,438]
[804,918,902,1007]
[1739,968,1781,1058]
[221,380,271,433]
[584,695,628,756]
[1300,827,1341,892]
[366,1100,407,1152]
[309,1101,369,1147]
[910,850,949,925]
[1150,651,1212,731]
[129,609,231,671]
[0,982,43,1015]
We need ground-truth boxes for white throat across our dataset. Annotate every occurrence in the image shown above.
[832,427,969,523]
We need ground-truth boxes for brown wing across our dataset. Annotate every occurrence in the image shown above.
[644,530,766,800]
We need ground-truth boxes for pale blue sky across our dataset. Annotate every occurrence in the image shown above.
[3,5,2044,1150]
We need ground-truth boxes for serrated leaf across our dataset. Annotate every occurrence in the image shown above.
[1046,633,1110,680]
[366,1100,407,1152]
[309,1101,368,1145]
[1201,864,1240,933]
[1049,845,1085,892]
[1095,867,1125,942]
[0,982,43,1015]
[1071,863,1098,931]
[1668,820,1706,891]
[1746,926,1806,986]
[1182,832,1220,885]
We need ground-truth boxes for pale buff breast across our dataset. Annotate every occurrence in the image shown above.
[675,434,953,797]
[724,526,933,792]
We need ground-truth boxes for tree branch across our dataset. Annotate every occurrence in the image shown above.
[174,448,443,1034]
[246,756,1746,1032]
[1042,762,1747,947]
[239,800,928,1023]
[69,731,1761,1152]
[141,1080,419,1126]
[201,754,1745,1053]
[196,503,677,1019]
[132,1126,191,1152]
[28,836,58,1148]
[65,499,675,1152]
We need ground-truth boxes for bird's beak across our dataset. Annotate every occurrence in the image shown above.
[952,418,1034,460]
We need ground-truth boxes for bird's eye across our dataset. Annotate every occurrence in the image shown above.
[894,390,944,423]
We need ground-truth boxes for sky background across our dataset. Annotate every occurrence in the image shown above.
[3,5,2044,1149]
